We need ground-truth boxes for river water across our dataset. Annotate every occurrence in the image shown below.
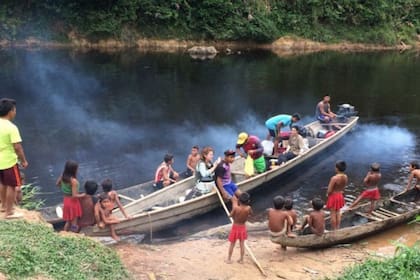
[1,48,419,237]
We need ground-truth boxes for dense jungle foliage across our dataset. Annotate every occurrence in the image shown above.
[0,0,419,45]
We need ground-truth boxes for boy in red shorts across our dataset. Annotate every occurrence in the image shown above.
[326,160,348,230]
[226,192,252,264]
[349,163,382,214]
[0,98,28,219]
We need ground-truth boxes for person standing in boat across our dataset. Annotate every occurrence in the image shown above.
[325,160,348,230]
[154,153,179,190]
[185,145,200,177]
[236,132,266,175]
[349,163,382,214]
[265,113,301,156]
[215,149,242,203]
[195,146,221,194]
[315,94,336,123]
[405,161,420,192]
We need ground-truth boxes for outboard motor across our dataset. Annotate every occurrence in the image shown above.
[336,104,357,122]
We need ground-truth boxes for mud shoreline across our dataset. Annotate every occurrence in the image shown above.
[114,222,419,280]
[1,36,419,56]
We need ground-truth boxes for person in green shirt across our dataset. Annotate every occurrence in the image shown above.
[0,98,28,219]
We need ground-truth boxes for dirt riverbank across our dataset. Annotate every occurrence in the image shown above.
[114,222,419,280]
[0,208,418,279]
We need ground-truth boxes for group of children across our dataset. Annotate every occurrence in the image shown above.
[227,159,420,263]
[58,160,130,241]
[226,191,325,263]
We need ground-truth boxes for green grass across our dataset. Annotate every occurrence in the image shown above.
[20,184,45,211]
[332,243,420,280]
[0,220,129,280]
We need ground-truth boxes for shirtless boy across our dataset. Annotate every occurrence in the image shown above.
[406,161,420,192]
[268,195,295,238]
[284,197,298,232]
[95,192,120,241]
[226,192,252,264]
[349,163,382,214]
[300,198,325,236]
[186,145,200,176]
[326,160,348,230]
[101,179,131,219]
[78,180,99,229]
[154,154,179,189]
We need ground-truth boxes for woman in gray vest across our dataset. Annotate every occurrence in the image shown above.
[195,146,221,194]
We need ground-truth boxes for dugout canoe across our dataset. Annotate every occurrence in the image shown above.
[270,188,420,249]
[79,115,358,236]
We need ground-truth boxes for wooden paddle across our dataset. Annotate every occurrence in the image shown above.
[214,186,267,277]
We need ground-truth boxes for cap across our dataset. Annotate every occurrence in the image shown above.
[224,149,236,156]
[237,132,248,145]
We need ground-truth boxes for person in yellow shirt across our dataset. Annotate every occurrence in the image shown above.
[0,98,28,219]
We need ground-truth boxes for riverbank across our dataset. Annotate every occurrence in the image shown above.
[0,208,418,279]
[1,36,419,57]
[114,222,419,280]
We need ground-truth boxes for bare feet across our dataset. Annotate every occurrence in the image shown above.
[5,212,23,219]
[287,232,296,238]
[237,259,244,264]
[111,234,120,241]
[225,259,233,264]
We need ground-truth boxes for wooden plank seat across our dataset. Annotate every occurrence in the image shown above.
[374,209,395,218]
[378,207,401,217]
[355,211,383,221]
[344,196,355,203]
[370,211,389,220]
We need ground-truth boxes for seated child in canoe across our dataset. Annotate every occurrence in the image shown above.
[95,192,121,241]
[299,197,325,236]
[101,178,131,219]
[284,197,298,233]
[268,195,295,238]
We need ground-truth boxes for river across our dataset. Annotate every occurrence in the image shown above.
[0,48,419,237]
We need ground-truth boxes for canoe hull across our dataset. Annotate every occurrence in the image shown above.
[271,190,420,248]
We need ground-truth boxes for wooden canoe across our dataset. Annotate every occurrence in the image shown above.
[78,116,358,236]
[270,188,420,248]
[39,175,187,225]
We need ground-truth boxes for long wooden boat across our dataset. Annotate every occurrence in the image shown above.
[78,115,358,236]
[40,174,190,224]
[270,188,420,249]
